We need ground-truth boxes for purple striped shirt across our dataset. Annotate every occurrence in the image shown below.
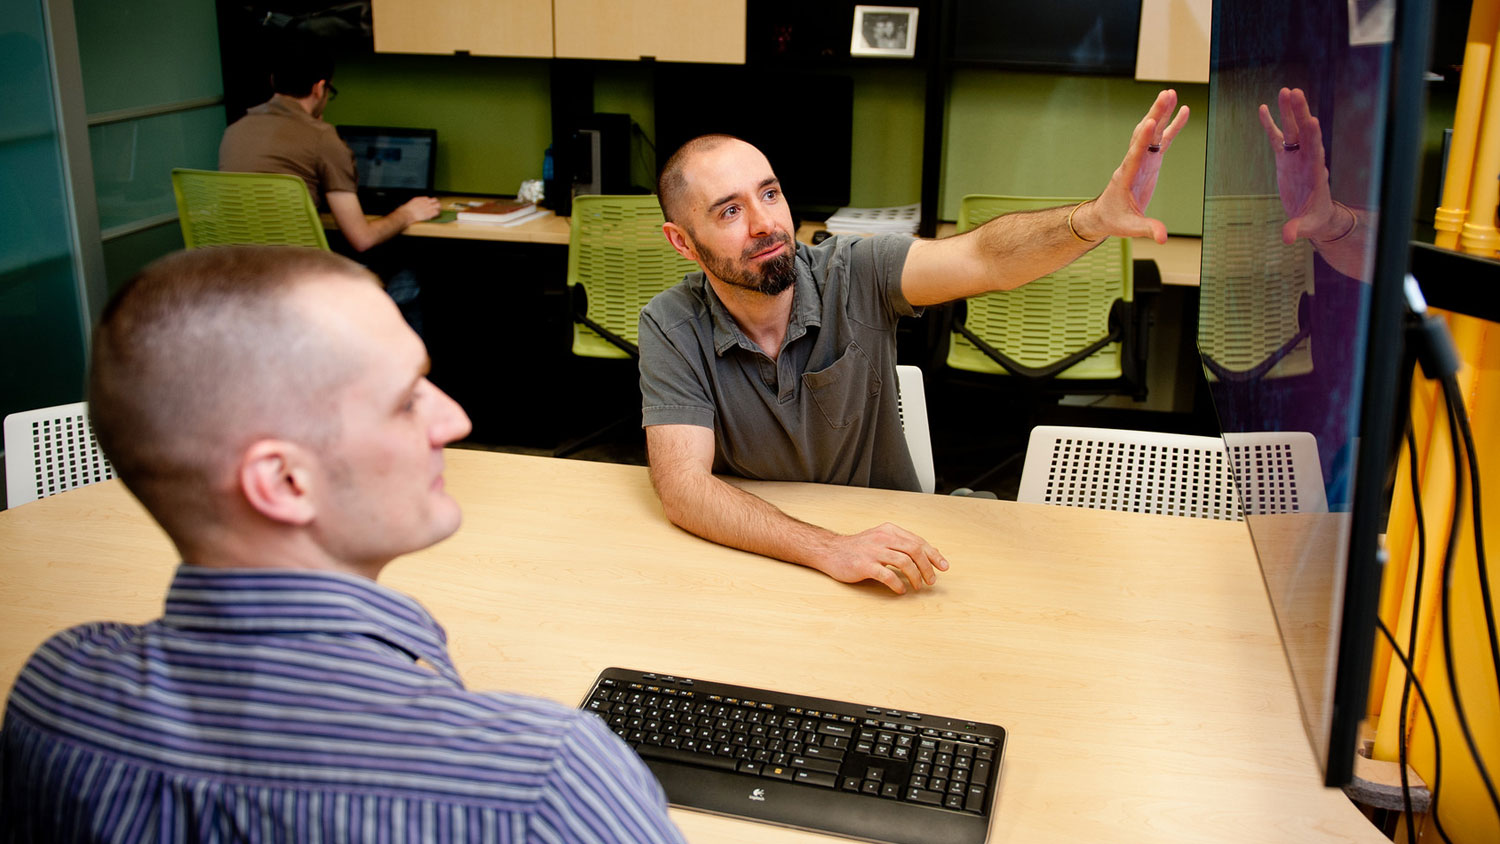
[1,566,685,843]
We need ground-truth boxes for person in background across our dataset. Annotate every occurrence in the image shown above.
[219,46,440,252]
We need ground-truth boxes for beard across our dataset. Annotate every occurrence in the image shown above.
[696,231,798,296]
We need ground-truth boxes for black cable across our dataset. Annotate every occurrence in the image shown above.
[1447,370,1500,692]
[1377,616,1454,844]
[1397,426,1425,844]
[1437,375,1500,815]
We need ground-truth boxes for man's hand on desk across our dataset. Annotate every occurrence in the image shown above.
[398,196,443,224]
[810,522,949,595]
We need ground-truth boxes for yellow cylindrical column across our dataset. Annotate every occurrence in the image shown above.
[1458,6,1500,255]
[1435,0,1499,250]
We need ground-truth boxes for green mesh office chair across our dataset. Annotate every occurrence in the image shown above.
[947,195,1139,389]
[171,168,330,250]
[556,194,698,456]
[567,194,698,359]
[1198,194,1315,382]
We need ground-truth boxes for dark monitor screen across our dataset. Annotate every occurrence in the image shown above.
[1199,0,1430,786]
[948,0,1143,74]
[335,126,437,192]
[653,68,853,213]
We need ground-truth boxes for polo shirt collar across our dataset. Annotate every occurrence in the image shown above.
[161,564,461,685]
[704,241,822,357]
[260,94,319,125]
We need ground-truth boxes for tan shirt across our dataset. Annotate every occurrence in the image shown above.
[218,95,357,209]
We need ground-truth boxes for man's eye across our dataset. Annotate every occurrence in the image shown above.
[763,189,779,201]
[722,205,740,219]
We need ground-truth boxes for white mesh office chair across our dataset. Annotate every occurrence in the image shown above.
[3,402,115,508]
[1017,425,1326,521]
[896,365,936,495]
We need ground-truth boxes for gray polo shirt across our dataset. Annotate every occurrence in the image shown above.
[638,234,922,491]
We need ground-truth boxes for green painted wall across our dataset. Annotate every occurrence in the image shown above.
[325,53,552,196]
[943,71,1208,235]
[328,55,1206,235]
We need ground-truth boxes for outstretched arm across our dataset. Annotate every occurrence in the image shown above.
[901,89,1190,306]
[326,191,442,253]
[645,424,948,595]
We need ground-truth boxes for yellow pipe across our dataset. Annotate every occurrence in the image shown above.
[1459,8,1500,256]
[1435,0,1499,250]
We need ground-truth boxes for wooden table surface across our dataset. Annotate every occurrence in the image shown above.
[0,449,1380,843]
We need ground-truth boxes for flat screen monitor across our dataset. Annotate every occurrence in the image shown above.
[947,0,1142,74]
[1199,0,1431,786]
[335,125,438,193]
[652,67,853,213]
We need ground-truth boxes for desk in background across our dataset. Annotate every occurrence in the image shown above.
[1,449,1383,844]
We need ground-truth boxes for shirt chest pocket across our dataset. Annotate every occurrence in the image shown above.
[802,342,880,430]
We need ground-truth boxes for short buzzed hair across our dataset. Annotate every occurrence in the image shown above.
[89,246,375,538]
[656,134,740,226]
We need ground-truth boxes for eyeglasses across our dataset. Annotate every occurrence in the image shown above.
[326,83,339,102]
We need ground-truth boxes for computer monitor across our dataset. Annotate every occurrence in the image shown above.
[1199,0,1432,786]
[334,125,438,211]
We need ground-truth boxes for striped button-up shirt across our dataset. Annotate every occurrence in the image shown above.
[1,566,685,844]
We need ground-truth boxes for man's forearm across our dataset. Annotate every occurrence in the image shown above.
[650,465,837,569]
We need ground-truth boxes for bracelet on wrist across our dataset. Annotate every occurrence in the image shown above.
[1067,200,1102,244]
[1314,201,1358,244]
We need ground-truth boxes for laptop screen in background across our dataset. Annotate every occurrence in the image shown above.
[335,127,436,191]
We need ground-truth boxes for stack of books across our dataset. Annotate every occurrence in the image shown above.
[823,203,921,236]
[455,199,543,225]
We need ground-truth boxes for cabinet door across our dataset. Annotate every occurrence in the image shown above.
[554,0,745,63]
[373,0,553,58]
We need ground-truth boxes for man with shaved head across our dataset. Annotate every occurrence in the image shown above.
[1,247,685,843]
[641,91,1190,595]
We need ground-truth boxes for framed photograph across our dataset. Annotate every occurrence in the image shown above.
[850,5,918,58]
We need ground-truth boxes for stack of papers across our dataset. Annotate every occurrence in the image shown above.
[824,203,921,235]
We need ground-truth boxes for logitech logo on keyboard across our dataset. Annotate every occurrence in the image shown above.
[749,788,766,802]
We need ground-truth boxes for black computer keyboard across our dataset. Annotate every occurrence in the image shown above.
[580,668,1006,844]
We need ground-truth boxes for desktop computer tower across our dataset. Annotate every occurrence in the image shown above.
[570,113,632,197]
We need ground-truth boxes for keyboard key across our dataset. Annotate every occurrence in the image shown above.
[762,764,793,781]
[635,743,737,772]
[790,756,842,774]
[945,794,964,810]
[907,788,944,806]
[966,785,986,813]
[738,761,762,775]
[881,782,901,799]
[818,722,854,738]
[795,770,837,788]
[861,780,881,795]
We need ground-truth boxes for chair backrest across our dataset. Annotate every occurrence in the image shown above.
[171,168,330,250]
[1198,194,1314,379]
[895,365,936,494]
[3,402,115,508]
[949,195,1132,380]
[567,194,698,359]
[1017,425,1327,520]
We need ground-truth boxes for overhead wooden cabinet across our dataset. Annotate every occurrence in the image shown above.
[371,0,553,58]
[553,0,746,63]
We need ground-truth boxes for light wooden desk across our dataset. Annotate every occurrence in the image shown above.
[0,450,1380,844]
[321,195,572,245]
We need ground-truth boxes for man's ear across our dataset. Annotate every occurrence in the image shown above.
[238,439,318,526]
[662,222,698,263]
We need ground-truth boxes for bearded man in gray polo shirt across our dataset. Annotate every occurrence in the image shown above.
[638,90,1190,595]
